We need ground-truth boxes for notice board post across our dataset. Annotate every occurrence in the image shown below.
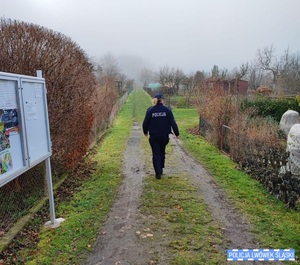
[0,70,64,228]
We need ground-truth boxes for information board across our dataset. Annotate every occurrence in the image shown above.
[0,72,51,187]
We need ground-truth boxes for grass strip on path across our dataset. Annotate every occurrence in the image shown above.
[139,155,224,264]
[138,91,225,264]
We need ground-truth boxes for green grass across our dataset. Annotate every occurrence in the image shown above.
[172,107,300,259]
[138,98,224,264]
[18,91,137,265]
[12,88,300,264]
[139,174,224,264]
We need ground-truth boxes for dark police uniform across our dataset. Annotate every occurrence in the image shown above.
[142,98,179,179]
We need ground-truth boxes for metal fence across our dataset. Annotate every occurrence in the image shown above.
[220,125,231,157]
[0,163,45,235]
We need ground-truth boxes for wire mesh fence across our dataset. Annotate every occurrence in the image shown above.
[0,163,45,236]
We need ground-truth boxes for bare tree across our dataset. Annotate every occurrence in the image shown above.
[211,65,219,77]
[235,62,249,80]
[182,72,201,107]
[118,54,152,87]
[139,67,154,88]
[156,65,171,87]
[173,68,185,93]
[248,62,264,90]
[99,52,120,79]
[156,66,184,106]
[279,49,300,94]
[95,52,129,93]
[257,45,280,91]
[156,66,184,94]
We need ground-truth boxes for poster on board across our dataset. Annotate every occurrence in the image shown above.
[0,72,51,187]
[0,79,22,179]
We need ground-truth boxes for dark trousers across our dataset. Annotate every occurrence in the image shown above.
[149,137,169,176]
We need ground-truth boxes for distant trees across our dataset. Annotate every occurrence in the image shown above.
[205,45,300,95]
[139,64,207,103]
[255,45,300,94]
[181,71,205,106]
[248,63,264,90]
[156,66,185,95]
[92,53,122,89]
[256,45,280,90]
[92,52,144,95]
[211,65,227,78]
[139,45,300,98]
[139,67,154,89]
[118,54,151,87]
[279,49,300,94]
[99,52,120,79]
[209,46,300,96]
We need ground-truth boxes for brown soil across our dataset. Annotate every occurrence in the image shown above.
[84,122,281,265]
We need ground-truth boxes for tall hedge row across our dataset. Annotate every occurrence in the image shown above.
[0,18,117,174]
[241,97,300,122]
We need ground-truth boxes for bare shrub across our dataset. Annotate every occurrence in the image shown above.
[195,88,238,147]
[89,80,118,142]
[0,18,117,173]
[229,114,285,165]
[195,88,299,207]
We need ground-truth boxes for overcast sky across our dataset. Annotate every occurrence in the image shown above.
[2,0,300,75]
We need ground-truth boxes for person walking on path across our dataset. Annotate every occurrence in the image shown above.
[142,93,180,179]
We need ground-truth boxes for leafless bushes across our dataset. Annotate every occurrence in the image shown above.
[196,89,284,159]
[0,18,117,173]
[196,90,300,207]
[196,88,239,147]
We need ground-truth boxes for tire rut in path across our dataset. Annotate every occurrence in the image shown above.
[169,136,282,265]
[170,137,255,249]
[85,122,150,265]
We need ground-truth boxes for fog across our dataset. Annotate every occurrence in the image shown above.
[2,0,300,78]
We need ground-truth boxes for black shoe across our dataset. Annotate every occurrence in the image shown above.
[155,174,162,179]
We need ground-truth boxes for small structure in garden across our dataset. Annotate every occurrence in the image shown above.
[287,123,300,175]
[279,110,300,137]
[205,78,248,95]
[278,110,300,175]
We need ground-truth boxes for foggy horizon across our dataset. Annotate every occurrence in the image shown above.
[2,0,300,79]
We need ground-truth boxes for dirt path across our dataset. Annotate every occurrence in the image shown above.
[85,122,150,265]
[84,123,278,265]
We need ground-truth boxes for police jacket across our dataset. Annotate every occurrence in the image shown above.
[142,102,179,139]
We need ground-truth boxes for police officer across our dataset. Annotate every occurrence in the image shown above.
[142,93,180,179]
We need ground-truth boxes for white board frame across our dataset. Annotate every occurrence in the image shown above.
[21,77,52,167]
[0,71,61,227]
[0,72,51,187]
